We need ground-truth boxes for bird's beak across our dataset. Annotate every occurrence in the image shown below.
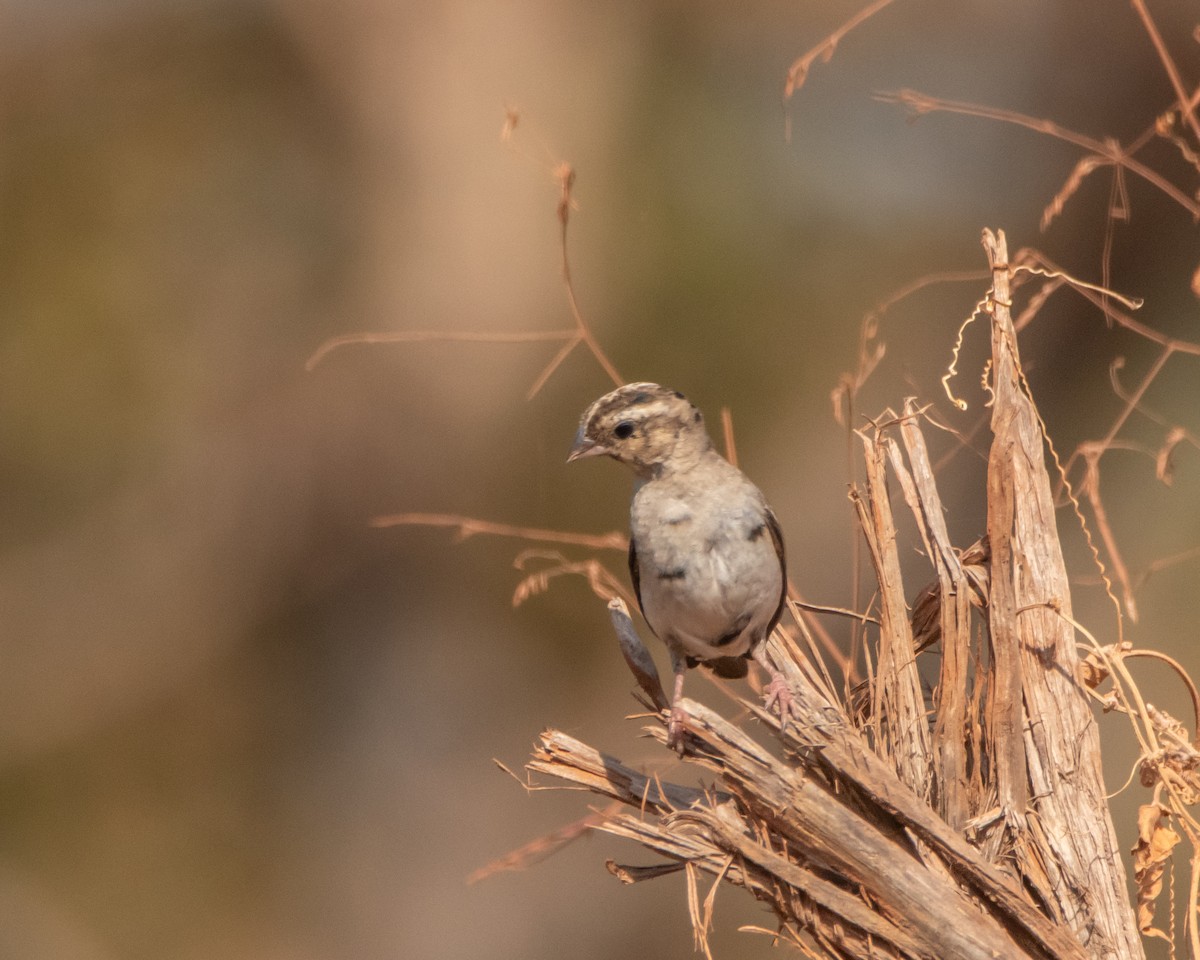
[567,428,608,463]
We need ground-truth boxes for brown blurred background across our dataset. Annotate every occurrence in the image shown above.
[0,1,1196,958]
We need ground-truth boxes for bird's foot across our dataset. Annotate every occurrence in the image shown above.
[763,671,797,734]
[667,702,689,754]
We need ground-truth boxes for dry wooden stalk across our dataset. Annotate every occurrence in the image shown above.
[526,229,1144,960]
[981,229,1141,958]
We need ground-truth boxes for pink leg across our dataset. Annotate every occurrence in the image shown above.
[755,650,797,734]
[667,665,688,754]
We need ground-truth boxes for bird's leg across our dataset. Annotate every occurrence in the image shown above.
[667,651,689,754]
[754,648,797,734]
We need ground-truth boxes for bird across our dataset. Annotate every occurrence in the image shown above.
[568,382,792,751]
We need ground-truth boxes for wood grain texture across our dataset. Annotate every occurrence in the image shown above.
[982,228,1143,959]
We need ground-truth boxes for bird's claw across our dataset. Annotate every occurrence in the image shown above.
[764,673,797,734]
[667,702,689,754]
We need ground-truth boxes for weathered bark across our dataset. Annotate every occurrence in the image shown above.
[896,406,974,830]
[852,433,932,796]
[981,228,1143,959]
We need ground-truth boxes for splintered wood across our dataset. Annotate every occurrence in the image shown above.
[981,229,1142,958]
[526,229,1144,960]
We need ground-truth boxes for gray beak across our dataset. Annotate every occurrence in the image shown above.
[567,427,608,463]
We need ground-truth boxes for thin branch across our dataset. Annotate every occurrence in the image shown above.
[1017,251,1200,356]
[467,809,611,884]
[530,161,624,398]
[1095,346,1174,459]
[512,552,632,607]
[1135,544,1200,592]
[305,328,573,372]
[1011,263,1142,311]
[790,600,880,626]
[524,333,581,401]
[1062,346,1175,487]
[784,0,897,100]
[1130,0,1200,147]
[1109,358,1200,461]
[308,119,623,401]
[370,511,627,551]
[1124,649,1200,746]
[874,90,1200,217]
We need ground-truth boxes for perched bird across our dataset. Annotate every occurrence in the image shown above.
[568,382,791,750]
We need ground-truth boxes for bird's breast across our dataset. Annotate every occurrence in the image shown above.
[631,495,781,660]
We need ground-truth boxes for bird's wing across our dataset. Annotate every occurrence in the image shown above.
[765,505,788,634]
[628,536,648,624]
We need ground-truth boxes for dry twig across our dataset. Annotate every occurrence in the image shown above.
[307,114,621,400]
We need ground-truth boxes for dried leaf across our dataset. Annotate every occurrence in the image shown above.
[1144,704,1200,803]
[1077,642,1130,690]
[1130,803,1180,940]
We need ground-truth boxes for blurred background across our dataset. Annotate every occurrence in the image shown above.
[0,0,1197,957]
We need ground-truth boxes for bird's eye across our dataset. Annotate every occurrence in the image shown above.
[613,420,635,440]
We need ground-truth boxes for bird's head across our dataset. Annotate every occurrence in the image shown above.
[568,382,711,477]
